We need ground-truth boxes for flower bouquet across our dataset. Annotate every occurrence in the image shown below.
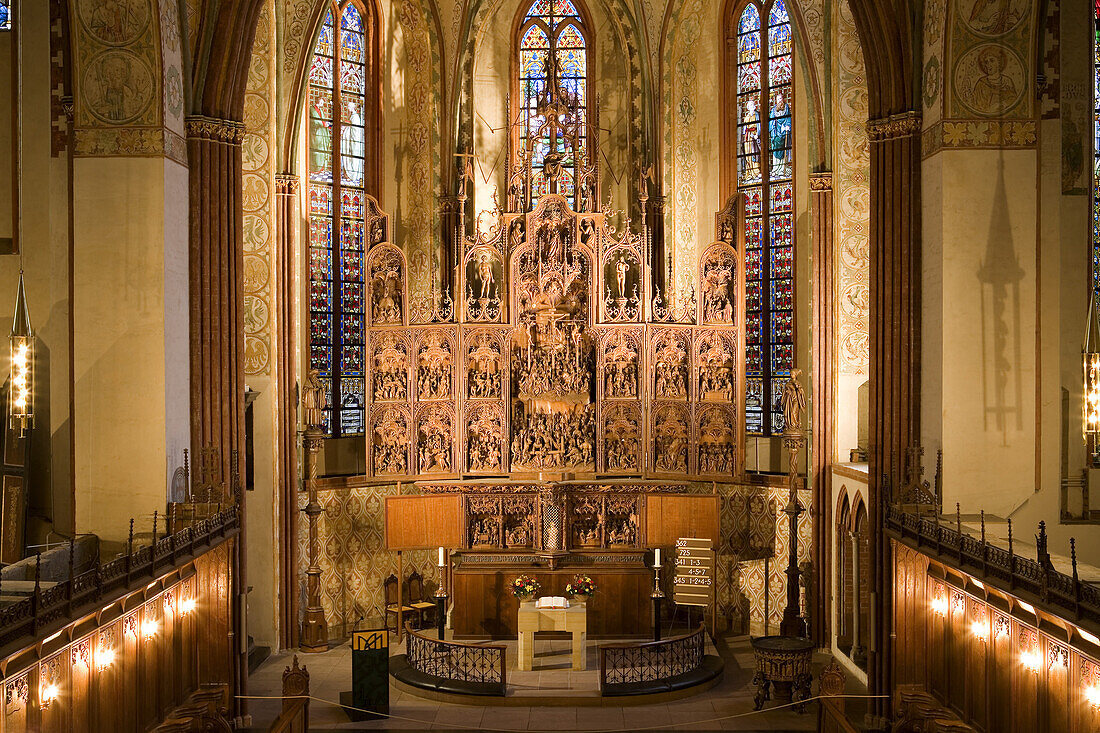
[510,574,541,601]
[565,574,597,601]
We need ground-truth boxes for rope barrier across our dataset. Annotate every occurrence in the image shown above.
[237,692,890,732]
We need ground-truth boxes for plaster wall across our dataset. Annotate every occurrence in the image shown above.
[71,156,189,542]
[923,148,1037,517]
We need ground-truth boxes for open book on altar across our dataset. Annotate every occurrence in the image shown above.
[535,596,569,609]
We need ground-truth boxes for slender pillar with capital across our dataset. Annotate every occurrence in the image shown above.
[300,370,328,652]
[779,372,807,638]
[435,553,448,640]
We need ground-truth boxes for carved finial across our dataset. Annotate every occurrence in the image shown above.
[152,510,158,544]
[1007,518,1013,555]
[33,553,41,593]
[980,510,986,544]
[935,449,943,509]
[1071,538,1079,582]
[956,502,961,533]
[128,518,135,553]
[183,448,191,500]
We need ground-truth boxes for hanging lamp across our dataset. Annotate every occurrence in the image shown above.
[9,271,32,436]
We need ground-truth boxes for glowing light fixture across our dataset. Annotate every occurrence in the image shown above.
[1086,684,1100,709]
[9,272,33,436]
[1021,648,1043,673]
[95,648,115,671]
[179,598,196,615]
[39,682,58,709]
[931,595,948,616]
[141,619,159,639]
[1085,293,1100,465]
[970,619,988,642]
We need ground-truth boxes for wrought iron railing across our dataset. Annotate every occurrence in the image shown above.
[885,503,1100,630]
[598,624,706,691]
[404,624,507,694]
[0,505,239,653]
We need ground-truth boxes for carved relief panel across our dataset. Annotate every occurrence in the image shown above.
[651,403,692,476]
[699,242,737,325]
[464,402,506,474]
[370,405,410,477]
[468,496,502,548]
[416,404,454,474]
[601,403,642,474]
[650,328,692,401]
[415,330,455,401]
[462,244,506,323]
[569,493,640,548]
[599,329,642,400]
[369,330,410,403]
[502,495,536,548]
[365,243,406,326]
[600,245,643,322]
[696,330,737,404]
[463,328,508,401]
[697,404,737,477]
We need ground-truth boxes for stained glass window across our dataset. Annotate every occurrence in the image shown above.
[516,0,588,209]
[309,1,370,437]
[736,0,793,435]
[0,1,10,31]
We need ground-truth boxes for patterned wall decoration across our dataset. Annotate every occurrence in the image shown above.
[832,0,868,375]
[398,0,444,310]
[70,0,185,162]
[923,0,946,127]
[925,0,1038,155]
[185,0,205,57]
[160,0,184,136]
[661,0,704,297]
[303,482,810,636]
[243,1,277,375]
[298,485,439,633]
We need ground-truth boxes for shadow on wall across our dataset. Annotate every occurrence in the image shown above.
[976,156,1024,438]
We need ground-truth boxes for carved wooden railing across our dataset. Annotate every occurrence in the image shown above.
[598,624,706,692]
[403,624,507,694]
[0,506,239,652]
[884,503,1100,629]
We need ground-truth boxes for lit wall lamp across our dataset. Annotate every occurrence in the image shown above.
[9,272,33,436]
[95,647,115,671]
[1085,660,1100,708]
[39,682,58,710]
[1085,293,1100,466]
[141,619,159,639]
[931,593,948,617]
[1020,648,1042,673]
[179,598,196,615]
[970,618,988,642]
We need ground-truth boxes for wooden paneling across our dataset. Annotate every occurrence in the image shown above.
[453,565,652,639]
[644,495,719,547]
[385,495,464,549]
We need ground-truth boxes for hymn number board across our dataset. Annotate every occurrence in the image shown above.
[673,537,715,608]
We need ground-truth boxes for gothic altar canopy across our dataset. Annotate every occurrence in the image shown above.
[356,55,745,484]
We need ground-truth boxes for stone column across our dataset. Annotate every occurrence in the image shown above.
[186,115,246,490]
[866,109,921,727]
[300,426,328,652]
[850,530,865,665]
[809,172,833,646]
[275,174,300,649]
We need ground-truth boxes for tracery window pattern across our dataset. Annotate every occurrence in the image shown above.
[308,1,371,436]
[516,0,589,209]
[735,0,793,435]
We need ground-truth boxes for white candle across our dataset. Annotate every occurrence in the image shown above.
[654,548,661,567]
[438,546,445,567]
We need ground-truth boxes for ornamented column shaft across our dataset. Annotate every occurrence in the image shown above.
[276,174,301,649]
[780,373,807,638]
[648,195,667,293]
[866,110,921,726]
[300,369,328,652]
[186,115,246,489]
[809,172,833,647]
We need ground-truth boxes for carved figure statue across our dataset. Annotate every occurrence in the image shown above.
[615,256,629,299]
[477,253,494,299]
[781,368,806,433]
[302,368,326,430]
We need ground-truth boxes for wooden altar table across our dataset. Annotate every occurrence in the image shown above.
[517,601,587,671]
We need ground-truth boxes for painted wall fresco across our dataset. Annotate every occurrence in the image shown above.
[243,2,276,376]
[833,0,868,376]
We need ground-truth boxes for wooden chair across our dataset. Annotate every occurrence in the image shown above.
[407,570,437,627]
[384,573,417,634]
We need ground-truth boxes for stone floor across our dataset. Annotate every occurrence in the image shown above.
[246,630,857,731]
